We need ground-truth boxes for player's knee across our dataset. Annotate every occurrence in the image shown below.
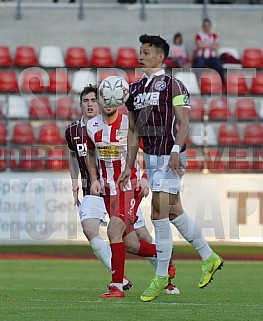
[125,239,140,254]
[82,226,98,241]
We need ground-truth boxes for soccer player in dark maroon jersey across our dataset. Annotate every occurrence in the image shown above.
[118,34,223,302]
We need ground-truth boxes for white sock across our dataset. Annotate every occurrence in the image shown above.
[89,236,112,271]
[147,238,157,270]
[111,283,123,291]
[152,218,173,277]
[170,212,213,260]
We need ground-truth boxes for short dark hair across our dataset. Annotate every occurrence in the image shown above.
[79,84,97,103]
[203,18,211,25]
[139,34,170,60]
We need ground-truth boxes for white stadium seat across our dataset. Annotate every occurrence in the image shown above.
[39,45,65,67]
[175,71,200,95]
[71,69,96,93]
[5,95,29,118]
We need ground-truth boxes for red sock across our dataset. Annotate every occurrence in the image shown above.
[137,240,157,257]
[110,242,126,284]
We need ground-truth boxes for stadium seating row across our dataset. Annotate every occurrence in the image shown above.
[0,96,79,120]
[0,147,69,171]
[0,69,262,95]
[0,46,139,69]
[0,46,262,69]
[0,122,67,145]
[1,95,262,121]
[186,148,263,172]
[0,69,143,93]
[0,121,262,147]
[0,146,262,172]
[189,123,263,146]
[190,97,263,121]
[176,71,263,95]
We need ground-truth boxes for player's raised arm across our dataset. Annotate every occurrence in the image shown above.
[117,111,140,189]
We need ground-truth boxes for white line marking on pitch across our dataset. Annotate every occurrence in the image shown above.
[1,296,262,309]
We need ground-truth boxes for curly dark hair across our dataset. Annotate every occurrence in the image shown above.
[79,84,97,103]
[139,34,170,60]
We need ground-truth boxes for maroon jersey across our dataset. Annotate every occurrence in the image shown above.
[65,118,91,196]
[126,70,190,155]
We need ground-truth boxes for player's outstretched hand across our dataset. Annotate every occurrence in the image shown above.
[72,189,81,207]
[117,167,131,190]
[168,152,184,177]
[91,180,102,196]
[136,177,150,198]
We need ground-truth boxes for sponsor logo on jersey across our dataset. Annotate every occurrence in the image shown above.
[77,143,87,157]
[155,80,166,91]
[97,145,120,157]
[116,129,123,140]
[133,92,160,109]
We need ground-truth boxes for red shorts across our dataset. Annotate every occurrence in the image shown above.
[103,186,142,236]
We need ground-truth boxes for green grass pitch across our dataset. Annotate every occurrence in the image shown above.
[1,259,263,321]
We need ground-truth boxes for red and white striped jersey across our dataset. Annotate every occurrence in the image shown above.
[86,113,140,196]
[195,31,219,58]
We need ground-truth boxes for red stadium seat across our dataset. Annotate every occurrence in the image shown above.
[14,46,38,67]
[205,149,226,172]
[20,69,46,93]
[235,98,258,120]
[243,124,263,146]
[0,147,6,170]
[189,98,205,121]
[38,122,62,144]
[29,96,53,119]
[18,147,43,171]
[55,97,73,119]
[0,46,12,67]
[252,150,263,171]
[116,47,139,68]
[0,123,7,144]
[251,73,263,95]
[65,47,89,68]
[98,70,120,82]
[228,149,250,172]
[0,71,18,93]
[218,124,241,146]
[209,98,231,120]
[200,71,222,95]
[12,122,36,145]
[48,70,70,93]
[186,149,202,172]
[126,70,143,84]
[90,47,114,67]
[226,73,249,95]
[45,149,69,170]
[242,48,263,68]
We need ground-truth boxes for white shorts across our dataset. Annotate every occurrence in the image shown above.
[144,151,186,195]
[78,195,107,226]
[134,207,145,230]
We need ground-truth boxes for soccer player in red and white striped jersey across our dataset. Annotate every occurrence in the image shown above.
[86,104,159,298]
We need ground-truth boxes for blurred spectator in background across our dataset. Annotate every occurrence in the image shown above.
[165,33,189,69]
[193,18,225,83]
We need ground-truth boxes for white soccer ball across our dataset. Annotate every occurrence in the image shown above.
[98,76,130,107]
